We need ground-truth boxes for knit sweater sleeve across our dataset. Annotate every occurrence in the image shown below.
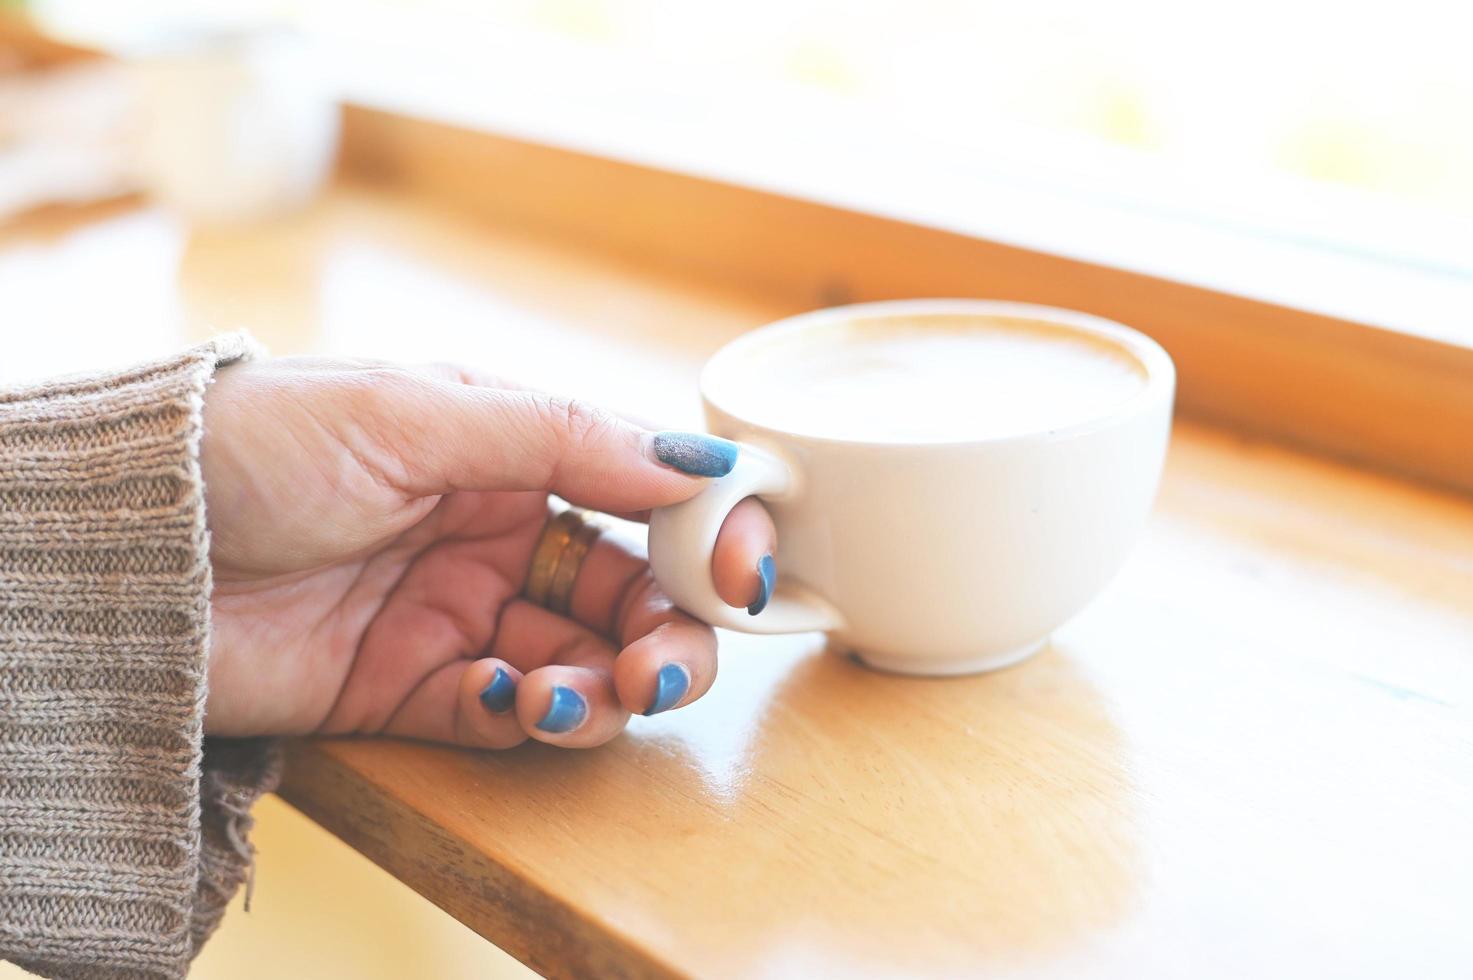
[1,335,281,980]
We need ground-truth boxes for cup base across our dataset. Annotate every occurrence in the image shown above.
[848,637,1048,677]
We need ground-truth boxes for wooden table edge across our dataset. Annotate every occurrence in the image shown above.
[277,739,684,980]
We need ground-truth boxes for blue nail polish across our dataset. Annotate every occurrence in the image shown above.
[478,668,516,714]
[652,431,739,478]
[748,554,776,616]
[643,663,690,717]
[536,686,588,734]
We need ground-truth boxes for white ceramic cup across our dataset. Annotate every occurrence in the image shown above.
[648,299,1175,676]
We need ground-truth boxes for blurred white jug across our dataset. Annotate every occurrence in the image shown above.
[132,26,338,226]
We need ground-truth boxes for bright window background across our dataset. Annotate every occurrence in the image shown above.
[41,0,1473,207]
[366,0,1471,219]
[35,0,1473,283]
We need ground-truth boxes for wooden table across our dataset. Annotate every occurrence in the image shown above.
[5,185,1471,979]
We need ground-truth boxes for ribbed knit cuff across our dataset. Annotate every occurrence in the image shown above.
[1,335,273,980]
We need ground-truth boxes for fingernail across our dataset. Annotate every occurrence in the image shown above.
[536,686,588,734]
[748,554,776,616]
[652,431,738,478]
[643,663,691,717]
[478,668,516,714]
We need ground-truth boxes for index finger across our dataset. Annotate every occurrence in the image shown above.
[349,369,743,515]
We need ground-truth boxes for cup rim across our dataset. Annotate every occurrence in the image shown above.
[699,299,1176,449]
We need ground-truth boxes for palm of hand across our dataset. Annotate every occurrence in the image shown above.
[208,480,546,740]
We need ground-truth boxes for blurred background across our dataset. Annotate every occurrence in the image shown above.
[1,2,1469,977]
[14,0,1473,252]
[2,0,1469,386]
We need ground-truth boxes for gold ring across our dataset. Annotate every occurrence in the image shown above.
[524,510,583,607]
[546,519,600,616]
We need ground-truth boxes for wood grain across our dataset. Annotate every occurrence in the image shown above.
[339,105,1473,497]
[7,186,1471,979]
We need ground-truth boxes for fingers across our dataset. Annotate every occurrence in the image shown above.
[384,601,634,749]
[383,657,528,750]
[611,582,719,718]
[357,369,739,515]
[353,502,756,751]
[481,588,721,743]
[516,664,628,749]
[712,497,777,612]
[384,586,721,748]
[572,548,721,717]
[556,506,775,716]
[453,658,528,749]
[492,600,630,748]
[565,500,775,638]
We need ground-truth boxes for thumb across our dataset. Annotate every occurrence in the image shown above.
[370,374,739,513]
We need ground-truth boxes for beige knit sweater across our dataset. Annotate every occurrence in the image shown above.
[1,336,280,980]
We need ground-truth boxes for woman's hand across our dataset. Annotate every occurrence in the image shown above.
[199,357,774,748]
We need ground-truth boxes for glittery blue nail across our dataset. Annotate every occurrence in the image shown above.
[478,668,516,714]
[536,686,588,734]
[652,431,739,478]
[643,663,690,717]
[748,554,776,616]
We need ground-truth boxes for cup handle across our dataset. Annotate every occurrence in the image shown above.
[648,443,845,634]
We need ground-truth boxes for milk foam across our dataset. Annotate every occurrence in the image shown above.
[711,317,1147,442]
